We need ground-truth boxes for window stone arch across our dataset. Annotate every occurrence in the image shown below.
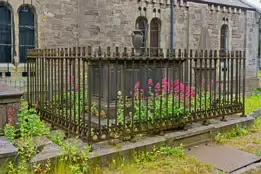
[135,16,148,55]
[150,18,161,56]
[18,4,36,63]
[0,3,13,64]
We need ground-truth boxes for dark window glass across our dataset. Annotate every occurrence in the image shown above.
[19,7,35,63]
[0,5,12,63]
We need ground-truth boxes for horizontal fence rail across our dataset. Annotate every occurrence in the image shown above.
[27,47,246,143]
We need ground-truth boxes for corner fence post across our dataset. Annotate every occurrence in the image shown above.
[242,51,246,116]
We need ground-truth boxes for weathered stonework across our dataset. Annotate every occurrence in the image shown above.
[0,82,23,135]
[0,0,260,88]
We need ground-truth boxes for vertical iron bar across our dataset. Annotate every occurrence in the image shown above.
[231,52,234,105]
[218,51,222,107]
[242,52,246,116]
[199,51,203,116]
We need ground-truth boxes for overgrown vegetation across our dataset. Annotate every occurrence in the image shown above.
[244,94,261,116]
[99,144,215,174]
[215,117,261,156]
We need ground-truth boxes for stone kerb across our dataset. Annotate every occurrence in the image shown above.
[0,82,23,135]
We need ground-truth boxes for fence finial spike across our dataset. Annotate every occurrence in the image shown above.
[209,50,213,58]
[178,49,181,58]
[77,47,81,56]
[98,46,102,56]
[107,47,111,57]
[131,48,135,57]
[82,47,86,56]
[123,47,128,57]
[87,46,92,57]
[115,47,119,57]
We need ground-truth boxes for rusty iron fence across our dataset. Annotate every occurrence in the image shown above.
[27,47,246,143]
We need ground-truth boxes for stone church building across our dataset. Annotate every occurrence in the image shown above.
[0,0,260,88]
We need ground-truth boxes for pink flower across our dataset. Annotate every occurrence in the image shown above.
[75,85,79,91]
[211,80,214,84]
[26,108,28,110]
[71,76,75,81]
[156,83,160,89]
[9,122,12,126]
[148,79,153,86]
[9,109,13,115]
[67,77,70,83]
[207,85,210,89]
[135,82,140,89]
[35,104,39,108]
[140,89,144,93]
[202,79,206,84]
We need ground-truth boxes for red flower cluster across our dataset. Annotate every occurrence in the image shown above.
[67,76,79,91]
[7,109,13,126]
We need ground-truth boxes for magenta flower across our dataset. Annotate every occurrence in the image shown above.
[35,104,39,108]
[9,109,13,115]
[135,82,140,89]
[71,76,75,81]
[148,79,153,86]
[207,85,210,89]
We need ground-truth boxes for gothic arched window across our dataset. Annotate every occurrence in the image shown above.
[135,16,147,55]
[220,24,229,56]
[150,18,161,56]
[0,4,12,63]
[19,5,36,63]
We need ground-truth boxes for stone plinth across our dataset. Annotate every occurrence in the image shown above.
[0,137,18,167]
[0,82,23,135]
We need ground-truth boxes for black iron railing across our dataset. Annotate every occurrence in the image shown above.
[27,47,246,143]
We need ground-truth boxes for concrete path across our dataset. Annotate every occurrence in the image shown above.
[186,144,261,174]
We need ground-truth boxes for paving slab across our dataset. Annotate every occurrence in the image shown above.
[186,144,261,173]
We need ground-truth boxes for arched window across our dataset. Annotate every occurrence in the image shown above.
[19,6,35,63]
[150,18,161,56]
[220,24,229,56]
[0,4,12,63]
[135,16,147,55]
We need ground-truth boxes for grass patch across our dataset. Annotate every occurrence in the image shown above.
[245,94,261,116]
[97,145,216,174]
[215,117,261,156]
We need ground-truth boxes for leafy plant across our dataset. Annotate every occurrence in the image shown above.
[17,136,38,162]
[7,160,29,174]
[18,103,49,137]
[34,160,51,174]
[4,109,16,143]
[59,142,92,174]
[215,125,248,143]
[159,144,185,157]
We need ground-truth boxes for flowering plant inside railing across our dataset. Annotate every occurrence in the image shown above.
[54,75,106,123]
[117,78,223,125]
[117,78,197,125]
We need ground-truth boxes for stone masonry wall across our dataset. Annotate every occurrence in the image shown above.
[0,0,259,82]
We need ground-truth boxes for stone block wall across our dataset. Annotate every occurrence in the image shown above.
[0,0,259,88]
